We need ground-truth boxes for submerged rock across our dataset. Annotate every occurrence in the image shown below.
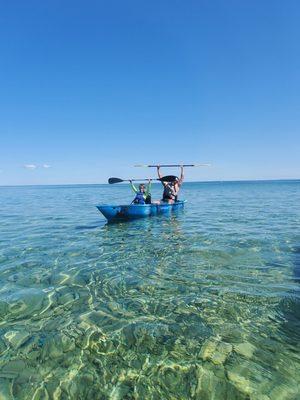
[4,330,30,349]
[234,342,256,358]
[3,288,48,321]
[269,384,299,399]
[41,333,75,360]
[210,342,233,365]
[79,310,124,332]
[199,338,233,365]
[0,378,13,400]
[0,337,7,355]
[32,386,50,400]
[0,300,9,318]
[227,370,253,396]
[122,321,171,354]
[199,338,218,361]
[194,364,245,400]
[0,359,27,379]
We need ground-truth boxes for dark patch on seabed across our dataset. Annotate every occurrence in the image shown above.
[277,246,300,344]
[293,246,300,282]
[75,222,104,230]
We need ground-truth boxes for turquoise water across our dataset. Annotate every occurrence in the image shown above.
[0,181,300,399]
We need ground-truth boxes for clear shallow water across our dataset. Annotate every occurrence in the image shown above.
[0,181,300,399]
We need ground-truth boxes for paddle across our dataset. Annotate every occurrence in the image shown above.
[134,163,211,167]
[108,175,177,184]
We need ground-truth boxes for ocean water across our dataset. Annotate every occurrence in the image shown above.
[0,181,299,400]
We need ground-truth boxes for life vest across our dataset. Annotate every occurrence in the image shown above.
[133,191,145,204]
[163,184,177,200]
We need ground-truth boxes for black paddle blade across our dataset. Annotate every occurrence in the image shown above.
[159,175,177,182]
[108,177,123,184]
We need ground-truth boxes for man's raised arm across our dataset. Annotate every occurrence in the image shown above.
[179,166,184,185]
[157,165,166,186]
[157,166,162,179]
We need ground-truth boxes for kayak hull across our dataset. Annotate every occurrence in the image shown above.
[96,201,185,222]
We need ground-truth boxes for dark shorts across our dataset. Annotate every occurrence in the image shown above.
[162,196,175,202]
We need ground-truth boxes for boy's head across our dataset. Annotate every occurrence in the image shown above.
[139,184,145,192]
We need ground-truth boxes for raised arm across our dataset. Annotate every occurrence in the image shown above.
[130,180,138,193]
[178,166,184,186]
[145,179,152,196]
[157,166,166,186]
[157,166,162,179]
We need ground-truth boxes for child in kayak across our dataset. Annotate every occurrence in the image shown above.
[157,166,184,203]
[130,180,152,204]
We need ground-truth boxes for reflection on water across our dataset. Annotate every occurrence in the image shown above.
[0,181,300,399]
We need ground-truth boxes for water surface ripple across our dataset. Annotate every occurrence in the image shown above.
[0,181,299,399]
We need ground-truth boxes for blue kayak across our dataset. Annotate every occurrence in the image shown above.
[96,201,185,222]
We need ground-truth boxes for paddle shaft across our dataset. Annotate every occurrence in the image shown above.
[134,164,210,167]
[152,164,193,167]
[108,175,177,184]
[122,178,157,182]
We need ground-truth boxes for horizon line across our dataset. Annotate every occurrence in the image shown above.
[0,178,299,188]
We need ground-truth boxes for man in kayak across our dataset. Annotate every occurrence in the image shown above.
[130,180,152,204]
[157,165,184,203]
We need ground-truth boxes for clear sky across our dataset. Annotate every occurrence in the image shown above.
[0,0,299,185]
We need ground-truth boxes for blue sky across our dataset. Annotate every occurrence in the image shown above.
[0,0,299,185]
